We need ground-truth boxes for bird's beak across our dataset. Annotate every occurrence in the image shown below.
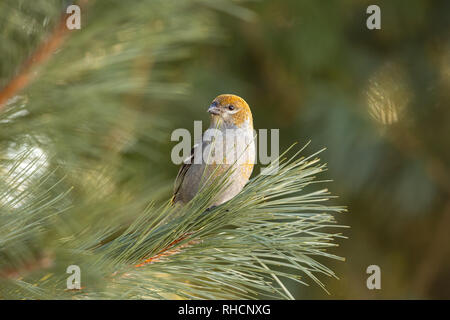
[207,102,221,115]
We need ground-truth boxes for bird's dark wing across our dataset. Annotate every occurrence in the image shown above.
[173,141,206,200]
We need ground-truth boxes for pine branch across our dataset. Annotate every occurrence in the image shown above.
[91,146,347,299]
[0,0,347,300]
[0,0,89,110]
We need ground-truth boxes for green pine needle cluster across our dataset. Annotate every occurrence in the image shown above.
[0,0,346,299]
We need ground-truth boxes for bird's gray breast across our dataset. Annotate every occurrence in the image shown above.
[177,126,255,206]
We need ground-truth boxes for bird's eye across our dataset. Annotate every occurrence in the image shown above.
[227,105,235,111]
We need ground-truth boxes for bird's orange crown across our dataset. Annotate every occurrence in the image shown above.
[210,94,253,128]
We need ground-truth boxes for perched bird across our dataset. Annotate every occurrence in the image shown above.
[136,95,255,267]
[173,94,256,207]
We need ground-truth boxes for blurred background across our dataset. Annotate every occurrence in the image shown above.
[1,0,449,299]
[169,0,450,299]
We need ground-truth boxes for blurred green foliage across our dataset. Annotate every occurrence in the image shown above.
[169,0,450,298]
[0,0,449,299]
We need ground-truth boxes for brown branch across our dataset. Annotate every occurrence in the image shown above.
[135,232,199,267]
[0,19,67,110]
[0,1,89,111]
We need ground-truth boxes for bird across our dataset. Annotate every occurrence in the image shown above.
[135,94,255,268]
[172,94,256,208]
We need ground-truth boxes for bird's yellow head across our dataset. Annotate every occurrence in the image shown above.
[207,94,253,129]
